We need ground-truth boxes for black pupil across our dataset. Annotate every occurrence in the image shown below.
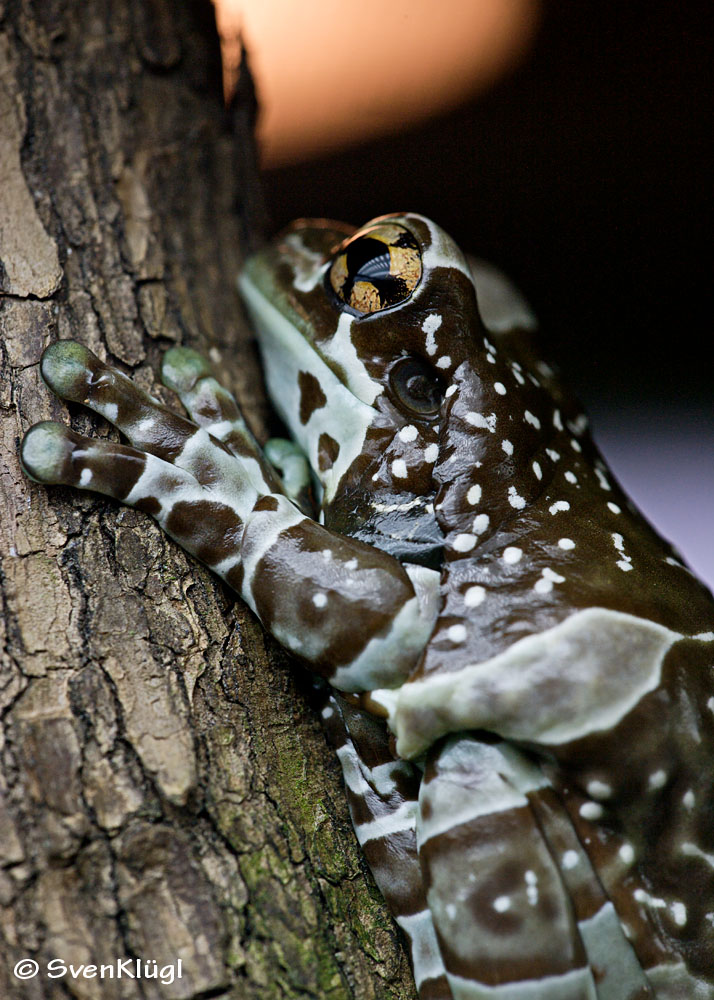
[391,358,443,416]
[340,232,416,308]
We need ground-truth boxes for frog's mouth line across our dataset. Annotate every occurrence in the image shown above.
[325,490,445,571]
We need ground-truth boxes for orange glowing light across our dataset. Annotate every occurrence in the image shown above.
[214,0,540,167]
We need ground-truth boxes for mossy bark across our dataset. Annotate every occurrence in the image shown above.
[0,1,417,997]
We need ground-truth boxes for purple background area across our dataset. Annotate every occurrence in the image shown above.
[591,406,714,590]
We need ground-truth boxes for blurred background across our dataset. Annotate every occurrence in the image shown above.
[216,0,713,586]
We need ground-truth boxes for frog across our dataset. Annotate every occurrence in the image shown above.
[20,213,714,1000]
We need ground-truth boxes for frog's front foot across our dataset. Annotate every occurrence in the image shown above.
[21,341,431,689]
[21,340,273,584]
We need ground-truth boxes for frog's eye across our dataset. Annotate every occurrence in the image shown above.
[328,223,422,315]
[389,356,444,418]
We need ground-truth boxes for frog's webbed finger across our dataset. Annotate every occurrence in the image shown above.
[22,422,195,512]
[42,341,196,460]
[160,346,283,494]
[39,341,273,503]
[263,438,313,513]
[21,422,250,567]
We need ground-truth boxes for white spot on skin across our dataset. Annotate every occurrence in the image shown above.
[79,468,93,486]
[562,850,579,870]
[608,502,622,514]
[549,501,570,514]
[494,382,506,395]
[558,538,575,550]
[447,624,468,644]
[104,402,118,422]
[671,902,688,927]
[553,410,563,431]
[595,467,611,490]
[472,513,490,534]
[648,769,667,790]
[546,449,560,462]
[619,843,635,865]
[493,895,511,913]
[345,559,358,571]
[683,790,695,809]
[503,546,522,564]
[580,802,604,821]
[612,532,633,572]
[321,549,333,560]
[501,439,514,456]
[436,355,451,369]
[534,567,566,594]
[313,592,328,608]
[423,313,442,355]
[565,471,578,484]
[423,314,443,334]
[524,410,541,429]
[445,903,457,921]
[391,459,408,479]
[445,384,457,397]
[453,533,476,552]
[525,870,538,905]
[465,411,497,433]
[508,486,526,509]
[466,484,482,505]
[666,555,685,568]
[571,438,582,453]
[681,842,714,870]
[321,706,334,719]
[399,425,418,442]
[464,585,486,607]
[424,443,438,463]
[532,461,542,480]
[587,780,612,800]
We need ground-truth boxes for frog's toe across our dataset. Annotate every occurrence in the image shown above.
[21,420,201,517]
[21,422,76,485]
[161,346,212,396]
[161,344,242,431]
[264,439,312,510]
[161,346,280,490]
[40,340,96,403]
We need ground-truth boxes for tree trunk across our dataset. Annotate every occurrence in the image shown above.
[0,2,416,997]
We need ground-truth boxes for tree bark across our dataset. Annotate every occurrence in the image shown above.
[0,2,417,997]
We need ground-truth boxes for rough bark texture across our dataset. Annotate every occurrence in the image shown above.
[0,2,417,997]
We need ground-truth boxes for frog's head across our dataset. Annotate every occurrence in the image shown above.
[238,213,536,568]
